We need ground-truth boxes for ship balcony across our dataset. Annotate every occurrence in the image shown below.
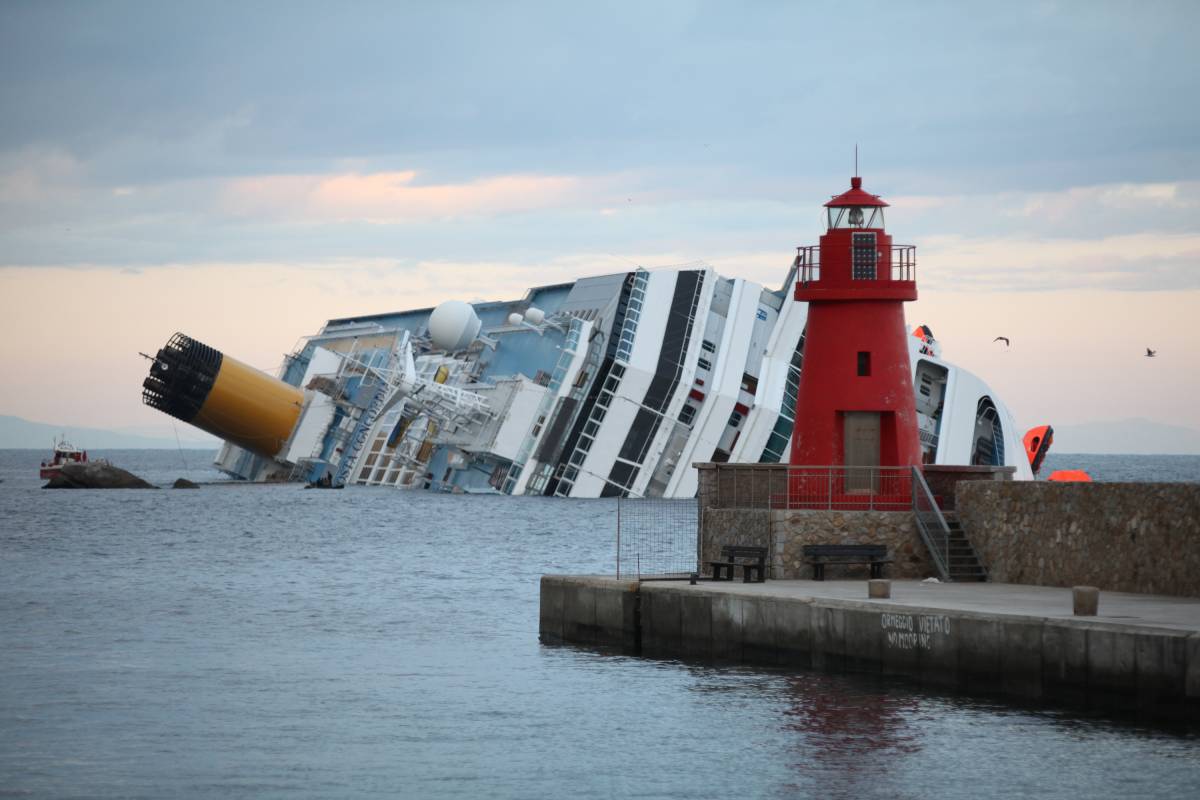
[794,244,917,302]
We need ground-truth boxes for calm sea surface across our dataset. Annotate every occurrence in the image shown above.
[1,450,1198,799]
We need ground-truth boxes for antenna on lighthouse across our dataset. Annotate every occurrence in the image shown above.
[855,144,858,176]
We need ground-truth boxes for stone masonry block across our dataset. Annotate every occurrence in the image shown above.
[642,588,682,654]
[842,606,884,673]
[774,598,813,668]
[679,592,714,657]
[539,576,565,642]
[810,603,847,670]
[1042,621,1089,702]
[1188,634,1200,699]
[916,610,960,690]
[1001,619,1045,699]
[1134,631,1188,703]
[710,593,743,661]
[879,608,920,676]
[593,582,633,648]
[561,582,596,644]
[741,595,777,660]
[1087,627,1137,697]
[955,616,1002,692]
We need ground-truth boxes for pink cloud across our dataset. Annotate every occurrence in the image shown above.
[222,169,610,222]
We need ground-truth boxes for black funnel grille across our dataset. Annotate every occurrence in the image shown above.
[141,332,224,423]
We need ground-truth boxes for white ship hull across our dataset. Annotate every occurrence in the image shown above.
[212,263,1033,494]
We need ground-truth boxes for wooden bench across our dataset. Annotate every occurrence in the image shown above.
[708,545,767,583]
[802,544,892,581]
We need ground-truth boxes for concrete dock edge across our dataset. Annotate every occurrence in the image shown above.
[540,576,1200,716]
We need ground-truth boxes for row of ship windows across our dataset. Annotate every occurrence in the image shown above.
[563,362,627,475]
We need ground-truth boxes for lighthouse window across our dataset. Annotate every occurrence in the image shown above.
[852,232,877,279]
[828,207,885,229]
[857,351,871,376]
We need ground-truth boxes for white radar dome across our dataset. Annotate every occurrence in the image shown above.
[524,306,545,325]
[506,312,524,326]
[429,300,482,351]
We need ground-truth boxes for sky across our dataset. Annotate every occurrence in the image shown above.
[2,0,1198,441]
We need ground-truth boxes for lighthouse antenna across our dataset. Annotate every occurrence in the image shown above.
[855,144,858,176]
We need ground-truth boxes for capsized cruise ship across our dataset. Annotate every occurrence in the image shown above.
[142,259,1038,496]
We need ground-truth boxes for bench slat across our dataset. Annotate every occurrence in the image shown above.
[802,544,888,557]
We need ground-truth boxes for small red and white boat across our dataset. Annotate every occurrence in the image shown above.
[39,438,102,479]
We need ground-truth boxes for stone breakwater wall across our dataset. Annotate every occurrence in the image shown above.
[701,509,933,580]
[540,576,1200,714]
[957,482,1200,598]
[695,462,946,580]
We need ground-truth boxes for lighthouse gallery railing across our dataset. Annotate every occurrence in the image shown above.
[795,244,917,284]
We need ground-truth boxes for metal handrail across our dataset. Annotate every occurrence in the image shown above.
[795,244,917,284]
[910,465,952,581]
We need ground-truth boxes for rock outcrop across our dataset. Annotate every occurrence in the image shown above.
[43,463,156,489]
[172,478,200,489]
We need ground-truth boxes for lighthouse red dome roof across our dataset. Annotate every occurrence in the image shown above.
[825,176,888,208]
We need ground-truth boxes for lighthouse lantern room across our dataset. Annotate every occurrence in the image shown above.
[789,176,923,472]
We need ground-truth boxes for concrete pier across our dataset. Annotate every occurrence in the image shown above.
[540,575,1200,715]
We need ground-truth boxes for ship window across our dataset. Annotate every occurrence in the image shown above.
[852,233,877,279]
[857,351,871,376]
[679,405,696,425]
[701,340,716,353]
[698,357,712,371]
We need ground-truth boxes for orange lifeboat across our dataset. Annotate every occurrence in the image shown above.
[1048,469,1092,482]
[1022,425,1053,475]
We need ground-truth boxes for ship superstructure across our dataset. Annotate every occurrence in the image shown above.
[143,261,1034,495]
[141,176,1040,495]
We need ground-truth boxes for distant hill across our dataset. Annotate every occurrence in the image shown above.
[0,415,220,449]
[1051,418,1200,455]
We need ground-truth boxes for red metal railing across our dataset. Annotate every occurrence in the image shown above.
[710,464,914,511]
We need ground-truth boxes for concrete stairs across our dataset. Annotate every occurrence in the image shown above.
[943,512,987,582]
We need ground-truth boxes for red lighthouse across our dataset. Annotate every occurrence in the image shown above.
[788,176,922,473]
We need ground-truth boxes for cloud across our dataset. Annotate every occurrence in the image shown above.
[220,169,622,223]
[0,148,84,207]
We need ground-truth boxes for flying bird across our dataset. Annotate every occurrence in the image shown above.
[1145,348,1157,357]
[993,336,1010,347]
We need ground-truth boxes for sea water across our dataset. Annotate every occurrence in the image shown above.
[1,450,1198,799]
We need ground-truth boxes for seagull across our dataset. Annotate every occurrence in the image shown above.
[993,336,1010,347]
[1145,348,1157,357]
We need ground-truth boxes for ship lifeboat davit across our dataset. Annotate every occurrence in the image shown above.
[1048,469,1092,482]
[1023,425,1054,475]
[141,332,304,459]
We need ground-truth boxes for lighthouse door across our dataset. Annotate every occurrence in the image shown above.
[843,412,881,492]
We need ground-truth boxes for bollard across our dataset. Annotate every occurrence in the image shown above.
[868,579,891,599]
[1073,586,1099,616]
